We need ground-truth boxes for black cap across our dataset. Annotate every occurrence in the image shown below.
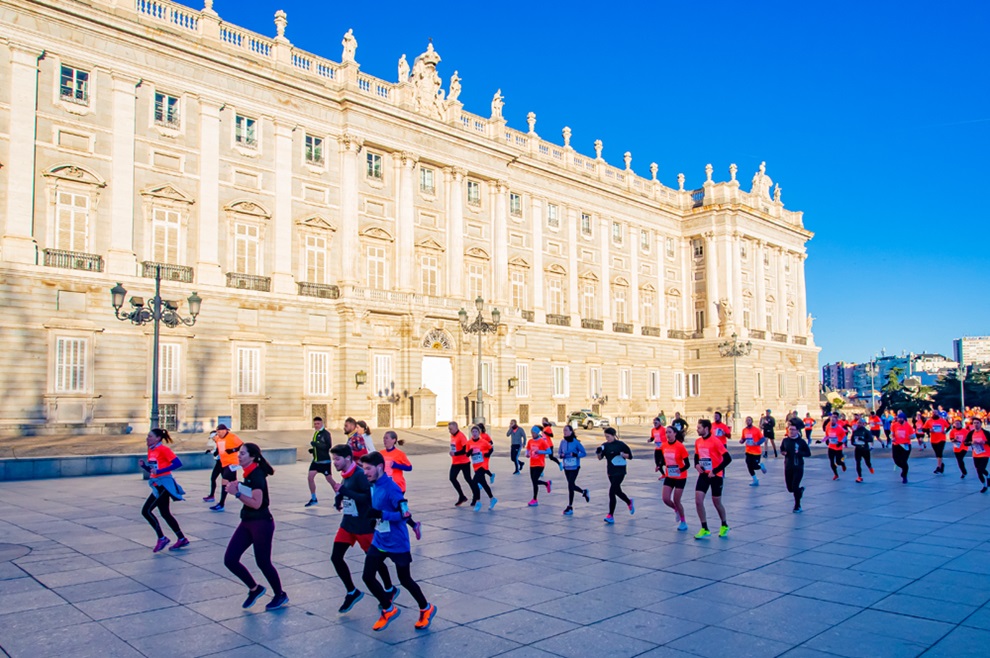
[604,427,617,436]
[216,423,229,431]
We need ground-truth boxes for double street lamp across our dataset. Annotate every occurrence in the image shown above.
[718,332,752,427]
[458,296,500,425]
[958,364,967,412]
[865,359,879,412]
[110,265,202,429]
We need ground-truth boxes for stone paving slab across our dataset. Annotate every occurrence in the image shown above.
[0,447,987,657]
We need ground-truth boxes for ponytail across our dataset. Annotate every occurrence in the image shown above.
[243,442,275,476]
[150,428,173,444]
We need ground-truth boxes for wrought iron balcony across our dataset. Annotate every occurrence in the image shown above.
[749,329,767,340]
[44,248,103,272]
[142,261,194,283]
[581,318,603,330]
[772,332,788,343]
[226,272,271,292]
[546,314,571,327]
[521,310,535,322]
[793,335,808,345]
[667,329,689,339]
[613,322,633,334]
[298,281,341,299]
[641,326,663,337]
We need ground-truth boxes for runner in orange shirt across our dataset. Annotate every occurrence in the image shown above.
[868,412,883,446]
[803,414,816,443]
[711,411,732,445]
[526,425,553,506]
[890,412,915,483]
[693,419,732,539]
[967,418,990,493]
[739,417,766,487]
[468,425,497,511]
[949,419,969,478]
[211,423,244,512]
[823,413,848,480]
[382,431,422,541]
[447,421,477,507]
[648,417,666,480]
[660,426,691,532]
[924,414,950,475]
[139,428,189,552]
[914,413,929,451]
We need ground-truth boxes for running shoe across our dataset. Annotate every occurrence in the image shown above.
[413,521,422,541]
[209,504,224,512]
[490,472,496,484]
[961,473,967,479]
[563,506,573,516]
[415,604,437,630]
[265,591,289,611]
[763,452,768,458]
[902,476,908,484]
[869,467,875,474]
[583,489,590,503]
[242,585,266,609]
[168,537,190,551]
[759,462,767,474]
[628,500,635,515]
[338,589,364,613]
[694,528,711,539]
[372,605,401,631]
[545,480,552,494]
[558,462,564,472]
[719,525,730,538]
[489,498,498,510]
[982,486,988,494]
[832,475,839,481]
[473,502,482,512]
[202,496,215,503]
[677,520,689,532]
[304,499,318,508]
[793,507,803,513]
[603,515,615,524]
[528,499,538,507]
[750,478,760,487]
[856,477,863,483]
[841,463,847,472]
[385,586,401,606]
[454,496,468,507]
[152,537,170,553]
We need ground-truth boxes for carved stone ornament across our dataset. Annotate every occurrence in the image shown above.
[411,42,445,120]
[422,329,453,351]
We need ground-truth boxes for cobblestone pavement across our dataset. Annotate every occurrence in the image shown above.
[0,447,987,658]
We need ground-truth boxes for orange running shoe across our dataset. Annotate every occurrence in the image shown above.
[415,603,437,630]
[372,605,401,631]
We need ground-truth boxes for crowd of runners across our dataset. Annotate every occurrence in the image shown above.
[136,406,989,633]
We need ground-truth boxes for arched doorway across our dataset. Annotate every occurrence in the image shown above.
[421,329,454,425]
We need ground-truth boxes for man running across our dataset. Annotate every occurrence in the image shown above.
[711,412,732,446]
[597,427,634,524]
[648,417,666,480]
[824,412,848,480]
[950,418,969,478]
[850,416,874,482]
[693,419,732,538]
[780,423,810,512]
[328,445,397,614]
[924,413,950,474]
[890,411,915,483]
[803,413,816,443]
[670,412,689,438]
[360,452,437,632]
[506,419,526,474]
[305,416,333,507]
[447,421,476,507]
[868,411,883,446]
[525,425,553,506]
[210,424,243,512]
[882,411,894,448]
[739,416,766,486]
[468,425,497,511]
[559,424,589,516]
[760,409,778,458]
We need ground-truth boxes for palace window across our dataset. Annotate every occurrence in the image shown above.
[466,180,481,205]
[305,135,324,164]
[233,223,261,275]
[55,337,88,393]
[693,239,704,258]
[673,372,685,399]
[374,354,392,396]
[468,262,486,300]
[756,371,763,397]
[547,278,565,315]
[154,92,180,129]
[581,213,592,236]
[612,222,623,244]
[614,288,627,323]
[552,365,569,398]
[236,347,260,395]
[481,361,493,395]
[421,255,439,296]
[366,152,383,179]
[641,229,650,252]
[642,292,655,326]
[589,366,602,398]
[695,309,705,331]
[151,207,180,264]
[778,372,786,397]
[159,343,180,395]
[667,299,679,328]
[366,245,388,289]
[582,283,597,320]
[308,351,331,397]
[59,66,89,105]
[740,242,749,261]
[547,204,560,228]
[509,193,522,217]
[304,234,328,283]
[510,271,527,309]
[619,368,632,399]
[515,363,529,397]
[235,115,257,148]
[420,167,435,194]
[55,191,90,252]
[666,237,676,259]
[689,373,701,398]
[649,369,661,400]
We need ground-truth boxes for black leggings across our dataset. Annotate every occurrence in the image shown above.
[745,453,762,477]
[932,442,945,459]
[564,468,583,506]
[975,456,989,484]
[472,468,494,501]
[225,519,283,596]
[892,445,911,478]
[654,451,665,472]
[955,450,968,475]
[449,463,475,500]
[530,466,547,499]
[363,550,428,610]
[854,447,873,477]
[547,453,562,468]
[141,489,184,540]
[208,461,223,497]
[784,465,804,507]
[331,542,392,593]
[608,471,631,515]
[510,445,522,472]
[828,450,846,475]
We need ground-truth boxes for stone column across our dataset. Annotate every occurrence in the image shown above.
[599,216,610,324]
[755,240,767,331]
[3,44,42,264]
[395,152,416,292]
[530,196,544,319]
[732,233,744,329]
[271,120,296,294]
[195,98,223,285]
[776,246,788,333]
[720,231,735,332]
[106,74,139,275]
[656,234,666,328]
[492,180,509,305]
[337,133,362,285]
[630,230,640,327]
[445,167,465,299]
[796,252,808,336]
[566,208,579,319]
[680,238,691,330]
[704,231,719,333]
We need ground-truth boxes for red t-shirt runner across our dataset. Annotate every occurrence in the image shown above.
[449,430,469,465]
[824,423,846,450]
[651,426,665,450]
[890,420,914,445]
[712,422,732,444]
[924,418,948,443]
[147,444,176,479]
[527,436,550,468]
[662,442,690,480]
[950,428,969,453]
[741,426,763,455]
[469,437,493,471]
[695,436,728,475]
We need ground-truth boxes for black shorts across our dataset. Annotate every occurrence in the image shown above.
[663,477,686,489]
[376,549,412,567]
[220,465,238,481]
[695,472,724,497]
[309,462,333,475]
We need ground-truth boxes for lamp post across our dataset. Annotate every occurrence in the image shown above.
[958,364,967,413]
[110,265,202,429]
[718,332,752,427]
[865,359,879,412]
[458,296,500,425]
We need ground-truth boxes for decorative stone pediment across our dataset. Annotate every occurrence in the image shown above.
[465,246,489,259]
[141,184,194,204]
[613,276,630,287]
[766,294,776,303]
[640,283,656,293]
[296,215,337,232]
[43,164,106,187]
[578,270,599,281]
[422,328,453,350]
[224,200,270,219]
[545,263,566,275]
[508,256,530,268]
[666,287,681,297]
[361,226,394,241]
[416,237,445,252]
[742,288,753,298]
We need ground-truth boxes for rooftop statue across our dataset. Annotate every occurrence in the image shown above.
[397,54,409,82]
[491,89,504,120]
[751,161,773,201]
[448,71,461,104]
[341,28,357,62]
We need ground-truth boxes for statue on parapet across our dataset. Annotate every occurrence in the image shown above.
[491,89,504,120]
[448,71,461,103]
[717,298,734,336]
[397,54,410,82]
[806,313,814,335]
[341,29,357,62]
[751,161,773,200]
[774,184,782,203]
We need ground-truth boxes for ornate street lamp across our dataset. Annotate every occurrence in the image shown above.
[865,359,879,412]
[718,332,752,427]
[110,265,202,429]
[958,364,967,412]
[458,296,500,425]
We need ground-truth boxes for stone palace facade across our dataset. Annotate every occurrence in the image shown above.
[0,0,819,434]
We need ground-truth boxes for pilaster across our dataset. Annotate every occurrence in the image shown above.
[492,180,509,305]
[2,44,43,264]
[106,73,140,276]
[395,151,417,292]
[337,133,363,285]
[445,167,466,299]
[271,120,296,294]
[530,196,544,321]
[195,98,223,285]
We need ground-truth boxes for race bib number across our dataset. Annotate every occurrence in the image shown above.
[715,428,724,437]
[611,456,627,466]
[700,458,713,471]
[563,457,578,469]
[955,441,964,450]
[975,443,987,456]
[449,443,457,453]
[471,452,484,464]
[745,439,755,446]
[666,466,681,478]
[375,519,390,533]
[341,498,358,516]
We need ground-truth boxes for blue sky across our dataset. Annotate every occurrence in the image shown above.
[218,0,990,365]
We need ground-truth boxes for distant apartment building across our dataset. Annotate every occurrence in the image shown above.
[954,337,990,367]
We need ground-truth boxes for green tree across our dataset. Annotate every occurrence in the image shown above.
[933,370,990,411]
[877,367,933,417]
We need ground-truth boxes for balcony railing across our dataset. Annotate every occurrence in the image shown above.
[772,332,788,343]
[749,329,766,340]
[613,322,633,334]
[43,249,103,272]
[668,329,689,339]
[793,335,808,345]
[641,326,663,337]
[142,261,193,283]
[298,282,340,299]
[546,314,571,327]
[688,330,704,339]
[581,318,603,330]
[521,310,535,322]
[226,272,271,292]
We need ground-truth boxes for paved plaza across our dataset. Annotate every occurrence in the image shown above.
[0,445,988,658]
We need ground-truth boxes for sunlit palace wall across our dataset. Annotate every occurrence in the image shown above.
[0,0,819,434]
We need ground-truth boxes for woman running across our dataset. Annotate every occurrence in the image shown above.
[824,413,848,480]
[139,428,189,553]
[541,419,564,471]
[468,425,497,511]
[849,416,874,482]
[967,418,989,493]
[780,422,811,512]
[661,426,690,531]
[478,423,496,483]
[597,428,634,524]
[224,443,288,611]
[558,424,589,515]
[203,430,222,503]
[950,419,969,478]
[382,431,422,540]
[525,425,552,506]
